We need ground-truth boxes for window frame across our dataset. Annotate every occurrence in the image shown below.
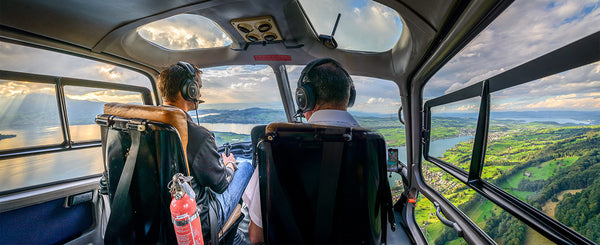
[422,32,600,244]
[0,69,152,158]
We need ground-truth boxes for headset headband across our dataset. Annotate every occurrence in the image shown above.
[297,58,350,87]
[177,61,198,77]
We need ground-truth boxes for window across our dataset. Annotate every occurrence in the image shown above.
[418,166,553,244]
[0,41,151,89]
[422,0,600,243]
[0,81,62,150]
[424,0,600,100]
[137,14,232,50]
[0,41,151,193]
[195,65,286,146]
[428,98,479,172]
[298,0,403,52]
[482,62,600,240]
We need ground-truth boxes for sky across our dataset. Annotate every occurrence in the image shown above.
[0,0,598,115]
[425,0,600,112]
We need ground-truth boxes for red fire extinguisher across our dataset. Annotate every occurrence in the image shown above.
[169,173,204,245]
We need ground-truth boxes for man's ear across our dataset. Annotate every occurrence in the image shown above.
[303,110,314,120]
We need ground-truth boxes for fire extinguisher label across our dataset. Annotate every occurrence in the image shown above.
[173,211,200,226]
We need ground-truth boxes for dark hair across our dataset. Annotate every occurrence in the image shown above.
[158,64,200,102]
[305,62,351,107]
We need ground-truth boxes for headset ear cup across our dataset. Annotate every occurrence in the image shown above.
[181,78,199,101]
[177,61,199,102]
[296,84,316,112]
[347,85,356,107]
[188,80,199,101]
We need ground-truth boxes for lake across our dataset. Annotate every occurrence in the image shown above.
[200,123,257,135]
[387,136,474,188]
[0,124,101,151]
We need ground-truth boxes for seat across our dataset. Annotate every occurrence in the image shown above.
[96,103,190,244]
[255,122,395,244]
[96,103,241,244]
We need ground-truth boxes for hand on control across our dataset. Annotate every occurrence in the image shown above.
[222,152,237,172]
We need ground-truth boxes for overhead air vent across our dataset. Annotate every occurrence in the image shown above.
[231,16,283,43]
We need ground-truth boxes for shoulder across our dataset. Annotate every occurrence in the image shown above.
[187,120,215,140]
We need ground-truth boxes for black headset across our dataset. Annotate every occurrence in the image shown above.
[177,61,199,102]
[295,58,356,112]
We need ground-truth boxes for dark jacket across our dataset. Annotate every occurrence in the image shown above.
[185,113,233,241]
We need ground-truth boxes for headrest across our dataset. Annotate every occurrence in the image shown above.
[103,103,189,167]
[265,122,368,134]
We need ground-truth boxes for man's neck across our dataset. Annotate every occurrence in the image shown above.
[164,99,190,112]
[314,103,347,111]
[305,104,347,120]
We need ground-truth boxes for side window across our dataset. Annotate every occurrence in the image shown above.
[0,41,151,193]
[483,62,600,241]
[286,65,406,198]
[427,98,480,172]
[421,1,599,243]
[65,86,143,142]
[0,81,62,150]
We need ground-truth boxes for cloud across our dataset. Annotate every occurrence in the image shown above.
[229,82,258,89]
[456,104,477,111]
[492,92,600,111]
[137,14,232,50]
[366,97,385,104]
[0,81,55,96]
[66,90,142,103]
[425,0,600,112]
[98,65,123,80]
[492,62,600,100]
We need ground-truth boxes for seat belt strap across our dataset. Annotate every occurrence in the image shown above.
[262,140,304,242]
[208,201,219,245]
[314,140,345,241]
[385,177,396,230]
[104,130,142,244]
[381,168,396,243]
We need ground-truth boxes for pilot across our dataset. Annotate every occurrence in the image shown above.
[244,57,359,244]
[158,62,254,243]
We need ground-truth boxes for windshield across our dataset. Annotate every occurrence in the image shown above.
[194,65,286,146]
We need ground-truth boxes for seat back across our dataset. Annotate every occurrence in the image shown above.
[96,103,190,244]
[251,125,267,167]
[256,122,392,244]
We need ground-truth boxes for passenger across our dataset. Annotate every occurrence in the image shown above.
[158,62,254,243]
[244,58,359,244]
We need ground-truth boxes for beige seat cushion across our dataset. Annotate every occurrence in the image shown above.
[103,103,190,172]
